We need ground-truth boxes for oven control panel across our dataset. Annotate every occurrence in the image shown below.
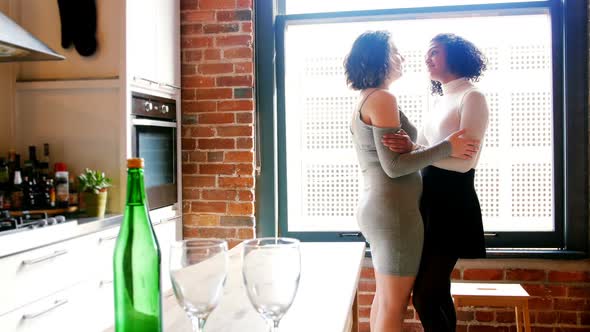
[131,93,176,121]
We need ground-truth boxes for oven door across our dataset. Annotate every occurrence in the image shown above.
[131,118,177,209]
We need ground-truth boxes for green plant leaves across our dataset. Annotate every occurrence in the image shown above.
[78,168,112,194]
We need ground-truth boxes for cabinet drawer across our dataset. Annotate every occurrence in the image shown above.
[91,226,120,283]
[0,282,92,332]
[154,218,177,292]
[80,279,116,332]
[0,235,97,315]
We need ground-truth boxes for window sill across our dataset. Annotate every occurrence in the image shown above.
[485,249,588,259]
[363,248,588,260]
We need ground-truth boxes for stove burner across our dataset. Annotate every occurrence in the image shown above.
[0,211,70,235]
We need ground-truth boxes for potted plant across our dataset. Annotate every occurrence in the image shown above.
[78,168,112,218]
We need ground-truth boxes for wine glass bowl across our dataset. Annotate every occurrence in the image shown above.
[242,237,301,332]
[169,239,228,332]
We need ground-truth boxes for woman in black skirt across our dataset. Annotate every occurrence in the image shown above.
[382,33,489,331]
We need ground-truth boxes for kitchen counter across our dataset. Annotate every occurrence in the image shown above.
[0,214,123,259]
[105,242,366,332]
[0,204,181,259]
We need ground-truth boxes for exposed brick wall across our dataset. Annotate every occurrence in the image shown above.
[180,0,255,248]
[357,259,590,331]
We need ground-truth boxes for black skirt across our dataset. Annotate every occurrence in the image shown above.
[419,166,486,258]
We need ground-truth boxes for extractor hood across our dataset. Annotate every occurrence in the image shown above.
[0,11,64,62]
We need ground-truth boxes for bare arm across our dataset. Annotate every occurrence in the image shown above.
[363,90,452,178]
[373,127,452,178]
[432,90,489,173]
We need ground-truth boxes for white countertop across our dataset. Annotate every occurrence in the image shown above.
[0,215,122,259]
[105,241,366,332]
[0,206,180,259]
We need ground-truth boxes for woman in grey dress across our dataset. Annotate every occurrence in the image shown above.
[345,31,479,331]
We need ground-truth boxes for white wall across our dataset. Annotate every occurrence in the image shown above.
[15,80,122,213]
[16,0,121,80]
[0,66,16,154]
[0,0,126,212]
[0,0,16,153]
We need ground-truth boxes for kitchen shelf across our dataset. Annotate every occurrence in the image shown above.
[9,206,78,217]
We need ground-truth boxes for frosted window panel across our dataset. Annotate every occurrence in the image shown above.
[284,13,554,233]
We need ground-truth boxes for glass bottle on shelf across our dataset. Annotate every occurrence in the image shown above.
[7,149,15,185]
[25,145,38,180]
[54,162,69,208]
[47,178,56,208]
[68,175,78,206]
[39,143,51,178]
[11,171,23,210]
[22,176,37,210]
[0,158,9,191]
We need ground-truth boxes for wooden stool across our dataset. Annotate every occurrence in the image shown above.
[451,282,531,332]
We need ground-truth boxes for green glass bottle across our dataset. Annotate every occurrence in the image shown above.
[113,158,162,331]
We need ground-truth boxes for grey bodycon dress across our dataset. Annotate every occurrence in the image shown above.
[350,97,452,276]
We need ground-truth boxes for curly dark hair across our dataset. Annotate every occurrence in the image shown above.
[429,33,487,95]
[344,30,394,90]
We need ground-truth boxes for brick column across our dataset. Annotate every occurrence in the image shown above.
[180,0,255,247]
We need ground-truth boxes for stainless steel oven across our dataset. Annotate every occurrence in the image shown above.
[131,92,177,209]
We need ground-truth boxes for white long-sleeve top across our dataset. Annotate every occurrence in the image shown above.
[417,77,489,173]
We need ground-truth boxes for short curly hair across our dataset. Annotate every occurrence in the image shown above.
[344,30,394,90]
[430,33,487,95]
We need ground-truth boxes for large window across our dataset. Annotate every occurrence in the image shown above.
[255,0,588,256]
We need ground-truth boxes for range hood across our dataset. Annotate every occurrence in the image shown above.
[0,11,64,62]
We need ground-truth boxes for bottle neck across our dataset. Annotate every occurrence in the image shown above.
[126,168,147,206]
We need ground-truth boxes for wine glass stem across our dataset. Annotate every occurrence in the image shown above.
[191,316,207,332]
[270,320,280,332]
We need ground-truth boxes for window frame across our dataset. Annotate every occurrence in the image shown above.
[254,0,588,258]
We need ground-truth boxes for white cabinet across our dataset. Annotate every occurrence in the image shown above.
[92,226,121,285]
[155,0,181,88]
[0,234,96,315]
[0,217,178,332]
[128,0,180,88]
[127,0,157,84]
[154,218,178,292]
[86,219,177,330]
[0,280,119,332]
[84,219,177,332]
[0,282,92,332]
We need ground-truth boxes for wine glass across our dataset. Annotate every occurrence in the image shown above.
[169,239,228,332]
[242,237,301,332]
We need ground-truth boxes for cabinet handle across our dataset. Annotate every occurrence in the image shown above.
[99,280,113,287]
[339,232,362,238]
[98,234,118,244]
[134,76,180,90]
[159,82,181,90]
[22,250,68,266]
[133,76,158,86]
[160,215,181,224]
[22,299,68,320]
